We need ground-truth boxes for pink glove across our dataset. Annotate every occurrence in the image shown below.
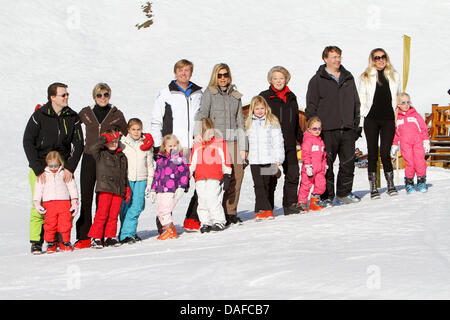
[33,201,46,215]
[305,165,314,177]
[101,131,120,144]
[70,199,79,216]
[140,133,154,151]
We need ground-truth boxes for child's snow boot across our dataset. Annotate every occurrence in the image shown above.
[91,238,104,249]
[417,176,428,193]
[309,195,324,211]
[255,210,274,221]
[73,239,92,250]
[405,177,416,194]
[104,238,121,247]
[158,223,177,240]
[296,201,308,212]
[31,242,42,255]
[46,242,57,254]
[59,242,73,252]
[183,218,201,232]
[368,172,380,199]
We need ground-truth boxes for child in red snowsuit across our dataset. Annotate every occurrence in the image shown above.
[390,93,430,193]
[33,151,79,253]
[297,117,328,211]
[88,130,131,248]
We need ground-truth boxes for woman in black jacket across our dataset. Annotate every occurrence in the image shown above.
[260,66,302,215]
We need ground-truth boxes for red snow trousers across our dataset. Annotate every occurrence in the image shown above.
[88,192,123,239]
[42,200,72,243]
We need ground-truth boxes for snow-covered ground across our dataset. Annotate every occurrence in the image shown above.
[1,0,449,300]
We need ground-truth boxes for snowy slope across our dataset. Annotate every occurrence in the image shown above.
[1,0,450,299]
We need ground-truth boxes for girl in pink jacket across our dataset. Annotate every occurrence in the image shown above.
[297,117,328,211]
[33,151,79,253]
[390,93,430,193]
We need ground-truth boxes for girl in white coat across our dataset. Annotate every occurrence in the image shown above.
[118,118,155,244]
[359,48,401,199]
[246,96,284,221]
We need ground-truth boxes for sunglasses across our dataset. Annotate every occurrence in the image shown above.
[373,55,387,61]
[310,127,322,131]
[48,164,60,168]
[399,101,412,105]
[96,92,110,98]
[217,73,230,79]
[57,93,69,98]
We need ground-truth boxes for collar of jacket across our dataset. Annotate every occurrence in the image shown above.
[252,114,266,122]
[44,166,64,174]
[303,130,320,140]
[318,64,353,83]
[123,134,144,146]
[209,84,243,100]
[398,106,417,117]
[168,80,202,95]
[41,101,76,118]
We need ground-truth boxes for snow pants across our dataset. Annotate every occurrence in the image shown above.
[250,164,277,212]
[29,170,44,243]
[119,180,146,241]
[297,169,326,202]
[400,140,427,179]
[196,179,226,226]
[42,200,72,243]
[156,193,177,226]
[88,192,123,239]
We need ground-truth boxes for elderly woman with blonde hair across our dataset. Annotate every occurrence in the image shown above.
[260,66,302,215]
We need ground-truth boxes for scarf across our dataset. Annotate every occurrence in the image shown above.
[270,85,291,103]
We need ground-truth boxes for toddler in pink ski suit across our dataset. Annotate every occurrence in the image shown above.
[297,117,328,211]
[390,93,430,193]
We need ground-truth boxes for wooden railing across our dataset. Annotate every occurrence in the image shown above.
[426,104,450,167]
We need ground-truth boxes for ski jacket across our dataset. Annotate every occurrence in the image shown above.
[120,134,155,184]
[189,136,232,181]
[300,131,327,173]
[358,68,401,118]
[23,102,84,176]
[194,85,246,152]
[33,166,79,202]
[259,86,301,150]
[151,151,189,193]
[246,115,285,165]
[392,107,429,146]
[90,136,129,196]
[306,64,360,131]
[79,105,127,155]
[150,81,203,149]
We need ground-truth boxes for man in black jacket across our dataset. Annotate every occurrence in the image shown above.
[305,46,361,206]
[23,82,84,254]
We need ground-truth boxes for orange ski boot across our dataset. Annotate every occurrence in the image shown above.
[309,195,324,211]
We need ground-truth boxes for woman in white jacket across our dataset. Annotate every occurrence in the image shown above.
[118,118,155,244]
[246,96,284,221]
[358,48,400,199]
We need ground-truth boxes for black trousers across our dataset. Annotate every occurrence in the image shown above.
[321,129,356,199]
[279,148,299,208]
[364,117,395,173]
[250,164,277,212]
[76,153,99,240]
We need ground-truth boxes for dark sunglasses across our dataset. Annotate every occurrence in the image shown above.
[48,164,60,168]
[310,127,322,131]
[217,73,230,79]
[96,92,110,98]
[57,93,69,98]
[373,55,387,61]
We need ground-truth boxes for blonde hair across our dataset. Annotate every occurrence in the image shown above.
[208,63,232,88]
[245,95,280,131]
[127,118,143,130]
[267,66,291,85]
[46,151,64,167]
[160,134,181,155]
[201,118,215,136]
[396,92,411,104]
[92,83,111,99]
[307,116,322,129]
[174,59,194,74]
[360,48,396,84]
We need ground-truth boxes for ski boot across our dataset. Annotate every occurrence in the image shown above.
[157,223,178,240]
[405,177,416,194]
[417,176,428,193]
[31,242,43,255]
[309,195,324,211]
[46,242,57,254]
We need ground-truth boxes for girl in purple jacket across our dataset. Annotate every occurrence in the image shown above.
[149,134,189,240]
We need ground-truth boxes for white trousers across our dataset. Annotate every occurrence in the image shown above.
[195,179,226,226]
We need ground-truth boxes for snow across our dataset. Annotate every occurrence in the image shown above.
[1,0,450,300]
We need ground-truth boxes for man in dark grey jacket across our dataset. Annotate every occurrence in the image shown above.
[305,46,361,206]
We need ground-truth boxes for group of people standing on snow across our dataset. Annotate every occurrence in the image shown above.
[23,45,430,255]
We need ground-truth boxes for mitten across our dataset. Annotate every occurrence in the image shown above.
[70,199,79,216]
[305,165,314,177]
[140,133,154,151]
[149,191,156,203]
[174,187,184,200]
[145,185,152,198]
[220,174,231,192]
[423,140,430,153]
[125,187,131,203]
[101,131,120,144]
[390,145,399,158]
[33,201,47,215]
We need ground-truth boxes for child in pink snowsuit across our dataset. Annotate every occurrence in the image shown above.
[391,93,430,193]
[297,117,328,211]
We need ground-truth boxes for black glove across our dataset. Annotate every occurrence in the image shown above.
[153,146,160,161]
[242,158,249,170]
[184,177,190,193]
[220,174,230,192]
[355,127,362,141]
